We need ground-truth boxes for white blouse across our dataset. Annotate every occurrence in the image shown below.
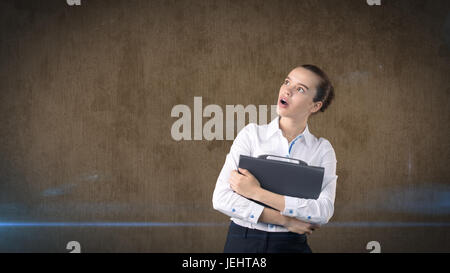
[212,116,338,232]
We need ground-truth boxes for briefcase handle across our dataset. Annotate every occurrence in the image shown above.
[257,154,308,166]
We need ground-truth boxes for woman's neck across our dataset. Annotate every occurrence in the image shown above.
[279,116,307,141]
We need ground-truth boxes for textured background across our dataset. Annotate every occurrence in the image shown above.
[0,0,449,252]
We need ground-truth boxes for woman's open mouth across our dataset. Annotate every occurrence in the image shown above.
[279,98,289,108]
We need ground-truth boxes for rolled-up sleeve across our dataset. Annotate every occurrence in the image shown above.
[281,148,338,225]
[212,124,265,224]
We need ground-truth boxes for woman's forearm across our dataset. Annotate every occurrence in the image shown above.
[253,188,286,212]
[258,207,288,226]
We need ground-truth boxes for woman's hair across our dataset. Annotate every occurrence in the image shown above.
[300,64,335,113]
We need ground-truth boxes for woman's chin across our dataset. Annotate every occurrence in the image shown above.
[276,107,289,117]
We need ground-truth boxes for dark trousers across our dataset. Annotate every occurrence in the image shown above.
[223,221,312,253]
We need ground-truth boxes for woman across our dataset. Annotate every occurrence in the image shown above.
[212,64,338,253]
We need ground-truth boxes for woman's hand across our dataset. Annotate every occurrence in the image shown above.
[229,168,262,199]
[283,217,320,235]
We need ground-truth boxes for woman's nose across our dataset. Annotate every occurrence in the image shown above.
[283,87,292,97]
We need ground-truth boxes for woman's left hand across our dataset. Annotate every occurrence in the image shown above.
[229,168,261,199]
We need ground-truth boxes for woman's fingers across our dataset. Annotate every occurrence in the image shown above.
[301,223,317,235]
[303,225,313,235]
[229,171,238,183]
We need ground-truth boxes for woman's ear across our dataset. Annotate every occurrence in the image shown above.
[311,101,323,113]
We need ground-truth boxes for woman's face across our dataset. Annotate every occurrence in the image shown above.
[277,67,322,120]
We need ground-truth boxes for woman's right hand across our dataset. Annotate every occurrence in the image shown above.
[283,216,320,235]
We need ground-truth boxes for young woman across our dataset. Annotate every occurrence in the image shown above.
[212,64,337,253]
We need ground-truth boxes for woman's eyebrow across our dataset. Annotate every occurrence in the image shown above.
[286,76,310,90]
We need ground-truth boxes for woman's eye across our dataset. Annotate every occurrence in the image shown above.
[284,80,289,85]
[297,87,305,93]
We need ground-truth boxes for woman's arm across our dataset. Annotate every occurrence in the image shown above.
[259,207,318,235]
[231,150,338,225]
[212,124,266,224]
[255,177,336,225]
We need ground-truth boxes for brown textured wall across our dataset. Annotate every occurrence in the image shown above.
[0,0,449,252]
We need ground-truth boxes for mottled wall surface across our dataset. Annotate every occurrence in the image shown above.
[0,0,449,252]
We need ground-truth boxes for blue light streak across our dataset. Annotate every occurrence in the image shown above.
[325,222,450,228]
[0,221,449,228]
[0,222,228,227]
